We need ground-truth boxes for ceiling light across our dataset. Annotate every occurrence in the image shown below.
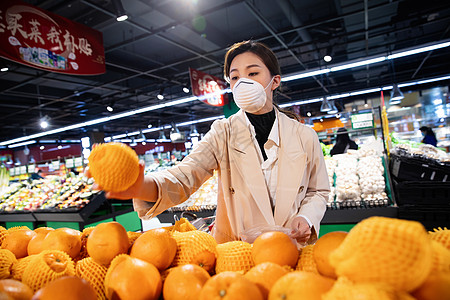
[147,124,153,128]
[320,118,324,122]
[327,100,338,114]
[112,0,128,22]
[40,145,45,150]
[157,94,164,100]
[183,87,190,93]
[40,120,49,129]
[320,97,332,112]
[142,141,146,145]
[306,112,311,117]
[106,105,113,112]
[57,144,62,149]
[1,67,8,72]
[390,84,404,105]
[336,113,341,118]
[323,55,332,62]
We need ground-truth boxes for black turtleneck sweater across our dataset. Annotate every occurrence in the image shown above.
[246,109,276,161]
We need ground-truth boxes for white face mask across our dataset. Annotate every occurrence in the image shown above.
[232,77,274,113]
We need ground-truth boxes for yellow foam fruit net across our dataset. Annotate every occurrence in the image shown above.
[103,253,130,289]
[430,240,450,273]
[88,142,139,192]
[0,249,17,279]
[76,257,108,300]
[0,226,8,245]
[329,216,432,292]
[164,218,197,232]
[76,227,95,261]
[22,249,75,292]
[127,231,143,248]
[429,227,450,250]
[171,230,217,267]
[322,277,416,300]
[215,241,254,274]
[11,254,36,281]
[6,226,30,233]
[295,245,318,273]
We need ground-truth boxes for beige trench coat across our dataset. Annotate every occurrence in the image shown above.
[133,109,330,243]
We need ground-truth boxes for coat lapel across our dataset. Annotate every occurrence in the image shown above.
[274,111,307,225]
[229,111,275,225]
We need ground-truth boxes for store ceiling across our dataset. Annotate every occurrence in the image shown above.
[1,0,449,144]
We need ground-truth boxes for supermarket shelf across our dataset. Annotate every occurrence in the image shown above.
[0,212,37,222]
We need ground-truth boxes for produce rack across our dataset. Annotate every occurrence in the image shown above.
[0,192,141,231]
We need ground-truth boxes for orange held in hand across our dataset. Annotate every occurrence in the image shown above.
[88,142,139,192]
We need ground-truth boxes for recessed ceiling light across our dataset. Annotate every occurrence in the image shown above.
[1,67,8,72]
[323,55,332,62]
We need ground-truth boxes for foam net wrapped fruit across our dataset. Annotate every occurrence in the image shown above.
[88,142,139,192]
[329,216,432,292]
[215,241,254,274]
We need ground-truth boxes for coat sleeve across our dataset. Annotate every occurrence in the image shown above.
[297,127,330,241]
[133,119,227,219]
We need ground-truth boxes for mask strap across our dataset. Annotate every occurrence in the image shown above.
[264,77,275,91]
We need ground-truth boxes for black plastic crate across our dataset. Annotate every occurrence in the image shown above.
[393,179,450,206]
[390,154,450,182]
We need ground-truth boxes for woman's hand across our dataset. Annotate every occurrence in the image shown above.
[85,162,149,200]
[290,216,311,244]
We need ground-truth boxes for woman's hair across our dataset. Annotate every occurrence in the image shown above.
[224,40,299,121]
[335,127,351,145]
[419,126,436,138]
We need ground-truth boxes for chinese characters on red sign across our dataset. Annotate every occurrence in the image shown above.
[189,67,229,107]
[0,0,105,75]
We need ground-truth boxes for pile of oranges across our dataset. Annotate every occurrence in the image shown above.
[0,217,448,300]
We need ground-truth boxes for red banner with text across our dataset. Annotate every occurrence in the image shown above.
[0,0,105,75]
[189,67,228,107]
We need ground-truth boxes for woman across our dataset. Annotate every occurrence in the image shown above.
[419,126,437,147]
[103,41,330,244]
[330,128,358,156]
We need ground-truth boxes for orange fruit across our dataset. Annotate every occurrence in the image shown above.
[429,227,450,250]
[41,228,81,259]
[104,254,162,300]
[244,262,288,299]
[32,276,96,300]
[313,231,347,278]
[88,142,139,192]
[75,257,107,300]
[1,229,36,259]
[330,217,432,292]
[163,264,210,300]
[0,227,8,246]
[22,250,75,292]
[252,231,298,268]
[296,244,318,273]
[27,228,54,256]
[0,249,17,279]
[86,222,129,266]
[215,241,254,274]
[199,271,263,300]
[0,279,32,300]
[130,228,177,271]
[269,271,335,300]
[11,255,35,281]
[411,272,450,300]
[172,230,217,273]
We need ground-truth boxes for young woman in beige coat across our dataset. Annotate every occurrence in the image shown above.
[105,40,330,244]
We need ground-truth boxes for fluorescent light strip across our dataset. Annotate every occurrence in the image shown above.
[2,40,449,147]
[279,74,450,109]
[8,140,37,148]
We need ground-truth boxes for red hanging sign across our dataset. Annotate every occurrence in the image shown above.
[0,0,105,75]
[189,67,228,107]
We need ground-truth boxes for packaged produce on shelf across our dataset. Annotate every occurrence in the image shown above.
[334,155,361,202]
[324,157,336,203]
[357,156,387,201]
[0,164,9,196]
[169,171,218,212]
[0,175,98,212]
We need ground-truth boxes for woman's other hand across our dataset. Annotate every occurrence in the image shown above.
[290,216,311,244]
